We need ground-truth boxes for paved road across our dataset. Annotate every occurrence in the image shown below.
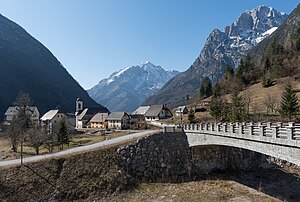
[0,129,161,168]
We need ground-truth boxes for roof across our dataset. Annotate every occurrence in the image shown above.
[145,105,164,117]
[176,106,187,112]
[107,112,128,121]
[77,108,88,120]
[40,110,59,121]
[4,106,18,116]
[89,113,109,123]
[132,106,150,115]
[202,97,212,102]
[77,107,106,121]
[5,106,39,116]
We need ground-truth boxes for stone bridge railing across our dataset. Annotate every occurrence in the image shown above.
[184,122,300,147]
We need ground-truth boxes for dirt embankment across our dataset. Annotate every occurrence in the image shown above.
[0,145,135,201]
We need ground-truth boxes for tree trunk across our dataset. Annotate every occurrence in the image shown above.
[35,147,39,155]
[12,143,17,152]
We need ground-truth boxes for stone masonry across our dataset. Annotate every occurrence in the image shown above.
[118,132,192,182]
[118,132,267,182]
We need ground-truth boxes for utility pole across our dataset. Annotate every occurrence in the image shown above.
[21,130,24,165]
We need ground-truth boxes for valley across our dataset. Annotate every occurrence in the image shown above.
[1,1,300,202]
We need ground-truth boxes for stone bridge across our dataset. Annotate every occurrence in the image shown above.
[183,122,300,166]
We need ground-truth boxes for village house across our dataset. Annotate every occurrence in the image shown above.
[107,112,130,129]
[130,106,150,124]
[145,105,173,122]
[40,109,67,134]
[75,98,109,129]
[129,114,144,125]
[132,106,151,116]
[175,106,189,117]
[200,97,212,108]
[4,106,40,126]
[88,113,109,129]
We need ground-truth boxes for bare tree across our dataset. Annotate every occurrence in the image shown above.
[8,118,21,152]
[188,95,200,112]
[242,91,253,115]
[43,124,56,153]
[26,126,46,155]
[263,93,278,115]
[8,92,33,157]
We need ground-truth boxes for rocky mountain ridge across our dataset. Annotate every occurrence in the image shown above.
[144,5,288,108]
[88,62,178,112]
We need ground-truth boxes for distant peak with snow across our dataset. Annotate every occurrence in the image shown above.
[103,61,173,85]
[229,5,288,40]
[87,62,179,112]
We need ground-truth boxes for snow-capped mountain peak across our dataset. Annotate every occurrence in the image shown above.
[143,5,289,109]
[200,5,288,68]
[229,5,287,40]
[88,62,179,112]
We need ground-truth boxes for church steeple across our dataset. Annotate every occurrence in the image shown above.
[76,98,83,113]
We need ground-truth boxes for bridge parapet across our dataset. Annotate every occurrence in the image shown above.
[184,122,300,148]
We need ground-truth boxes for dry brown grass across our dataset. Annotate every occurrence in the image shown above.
[238,77,300,114]
[99,180,280,202]
[164,77,300,125]
[0,131,129,161]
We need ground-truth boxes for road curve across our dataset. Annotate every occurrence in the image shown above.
[0,129,161,168]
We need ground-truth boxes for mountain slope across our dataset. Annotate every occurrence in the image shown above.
[88,62,179,112]
[144,6,288,108]
[0,14,108,120]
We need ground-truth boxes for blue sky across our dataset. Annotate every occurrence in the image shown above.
[0,0,299,89]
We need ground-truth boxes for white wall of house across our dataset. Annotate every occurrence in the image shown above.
[108,117,130,129]
[108,120,122,129]
[42,113,67,134]
[145,109,172,122]
[77,120,83,129]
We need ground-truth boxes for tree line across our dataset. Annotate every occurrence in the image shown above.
[197,70,300,122]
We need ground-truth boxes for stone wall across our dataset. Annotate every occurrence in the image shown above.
[118,132,268,182]
[117,132,192,182]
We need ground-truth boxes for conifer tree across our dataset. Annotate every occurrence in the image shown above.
[188,109,196,123]
[200,76,212,99]
[279,83,299,120]
[213,82,221,97]
[209,96,224,121]
[229,91,245,122]
[57,120,69,150]
[224,65,234,80]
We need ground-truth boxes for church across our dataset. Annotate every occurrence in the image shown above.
[75,98,109,129]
